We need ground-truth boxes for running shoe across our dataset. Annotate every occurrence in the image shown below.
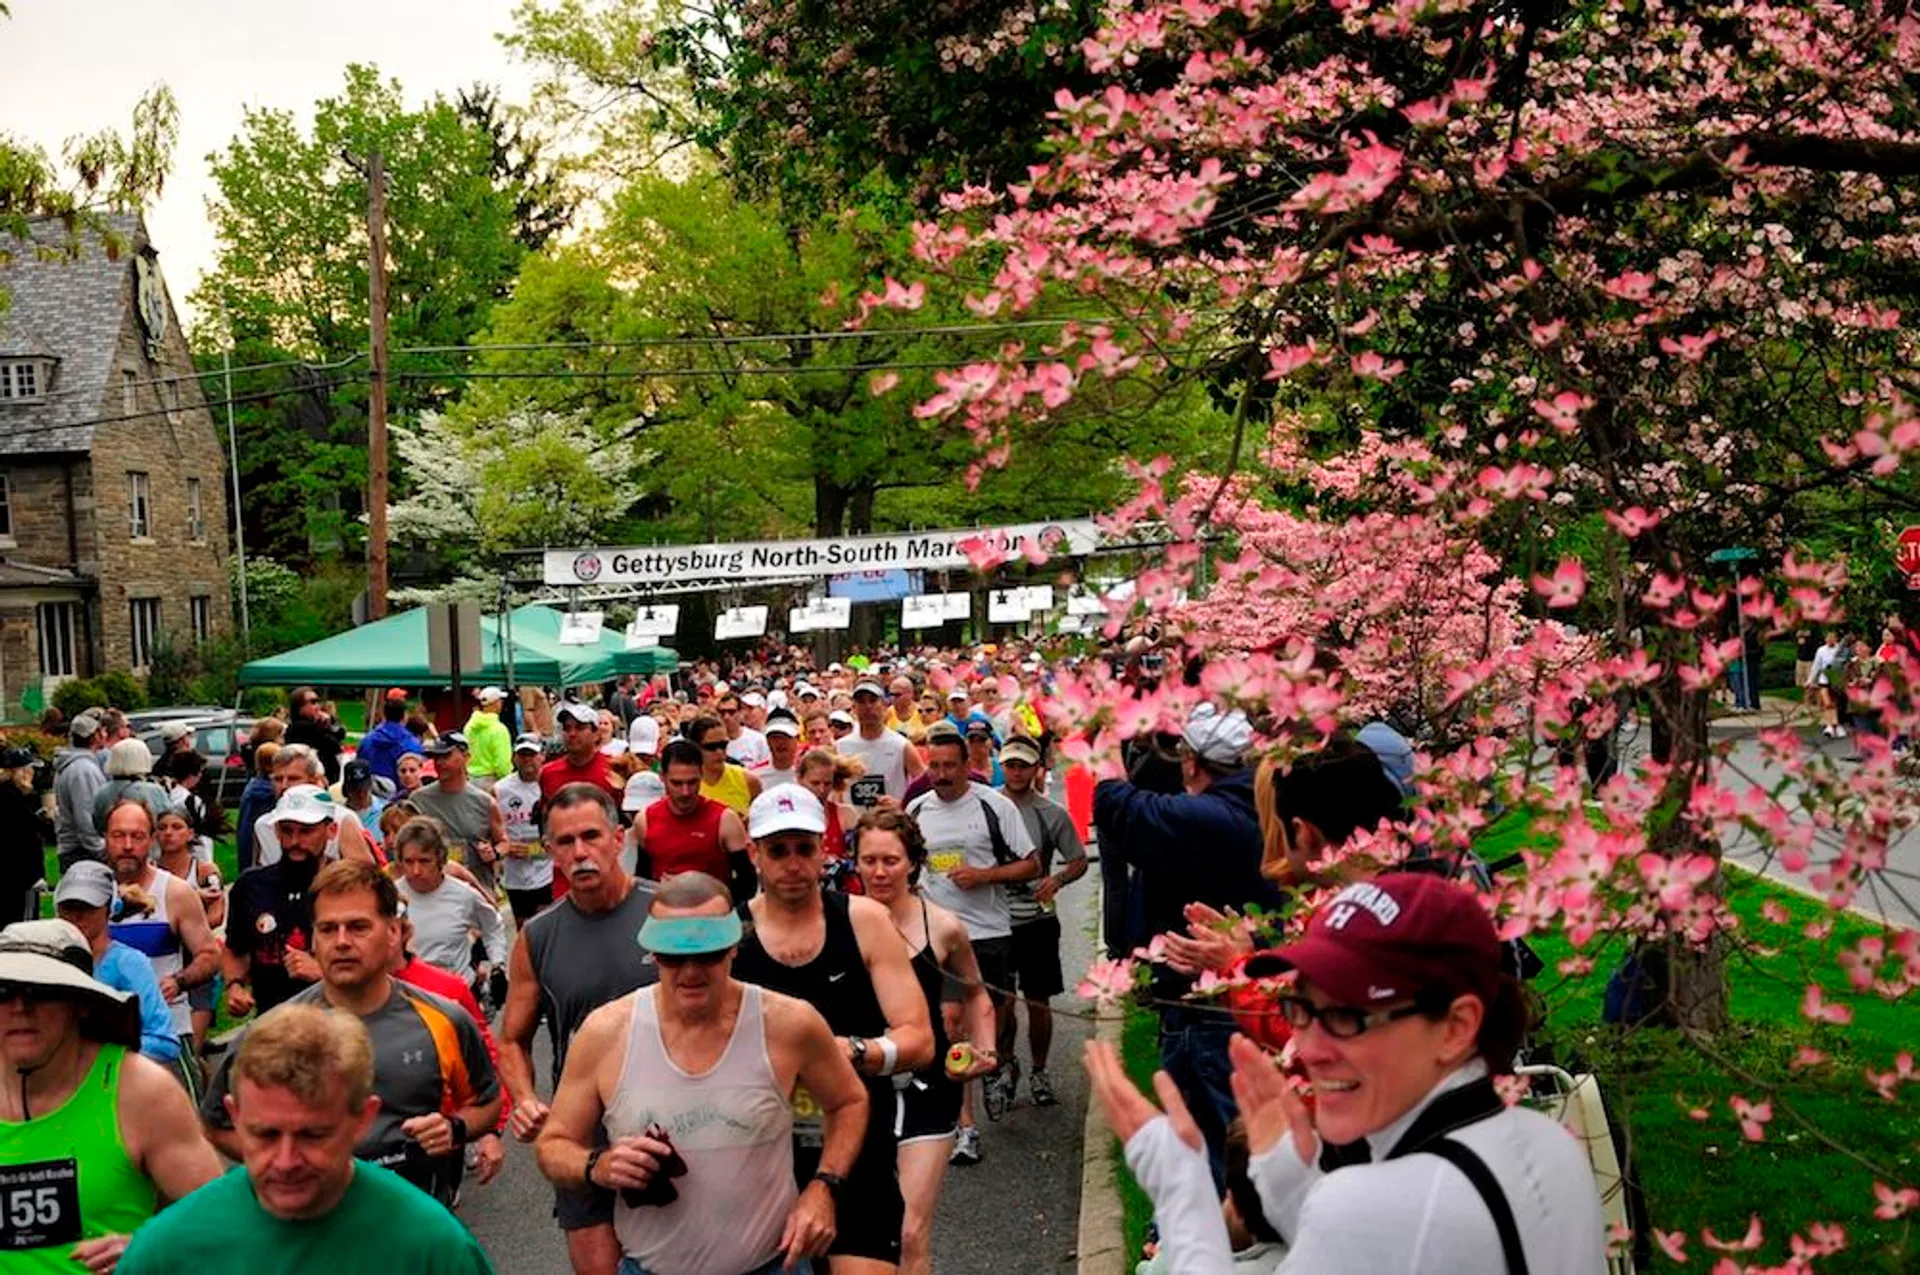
[1030,1068,1058,1107]
[950,1126,982,1165]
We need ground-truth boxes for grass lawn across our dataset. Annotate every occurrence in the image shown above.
[1112,818,1919,1272]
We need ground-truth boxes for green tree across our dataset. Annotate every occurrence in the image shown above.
[189,66,543,564]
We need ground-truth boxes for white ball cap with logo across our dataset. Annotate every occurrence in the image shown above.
[747,783,828,839]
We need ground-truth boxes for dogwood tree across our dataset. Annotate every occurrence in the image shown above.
[893,0,1920,1264]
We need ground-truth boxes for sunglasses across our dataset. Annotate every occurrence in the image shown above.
[0,984,65,1006]
[700,741,728,752]
[759,839,820,861]
[654,950,728,967]
[1273,994,1434,1039]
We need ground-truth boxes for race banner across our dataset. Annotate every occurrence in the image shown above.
[546,520,1101,587]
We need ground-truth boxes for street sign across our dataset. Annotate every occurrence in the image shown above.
[425,602,483,678]
[1897,526,1920,575]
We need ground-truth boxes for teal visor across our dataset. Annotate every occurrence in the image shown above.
[639,912,743,957]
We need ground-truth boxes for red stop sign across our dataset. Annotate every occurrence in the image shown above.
[1900,526,1920,574]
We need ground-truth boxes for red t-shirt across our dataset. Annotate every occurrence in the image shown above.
[394,956,510,1131]
[539,753,622,804]
[642,796,730,882]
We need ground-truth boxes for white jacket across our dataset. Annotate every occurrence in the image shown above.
[1125,1061,1607,1275]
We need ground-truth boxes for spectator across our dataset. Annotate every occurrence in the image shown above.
[235,741,281,872]
[1092,703,1279,1189]
[54,711,110,869]
[1,745,50,927]
[284,686,345,783]
[357,689,424,785]
[464,687,515,788]
[91,738,171,832]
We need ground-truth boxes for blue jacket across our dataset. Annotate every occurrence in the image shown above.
[235,775,276,871]
[1094,769,1281,993]
[357,720,424,784]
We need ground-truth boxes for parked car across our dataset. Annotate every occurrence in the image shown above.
[135,711,256,811]
[126,705,231,732]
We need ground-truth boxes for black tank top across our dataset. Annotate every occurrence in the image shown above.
[733,891,889,1041]
[905,897,951,1076]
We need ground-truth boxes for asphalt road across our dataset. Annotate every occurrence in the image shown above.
[462,879,1100,1273]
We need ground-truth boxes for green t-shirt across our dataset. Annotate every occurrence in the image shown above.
[116,1163,494,1274]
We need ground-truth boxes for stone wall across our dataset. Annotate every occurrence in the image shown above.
[1,461,81,569]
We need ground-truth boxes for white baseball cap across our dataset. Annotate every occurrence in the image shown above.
[1182,704,1254,767]
[271,786,337,825]
[477,686,507,703]
[629,716,662,753]
[747,783,828,838]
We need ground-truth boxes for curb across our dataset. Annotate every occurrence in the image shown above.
[1075,1008,1129,1275]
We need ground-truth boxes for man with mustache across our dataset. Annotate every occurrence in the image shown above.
[499,784,659,1275]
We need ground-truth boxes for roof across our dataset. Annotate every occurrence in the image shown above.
[0,212,144,456]
[239,606,598,689]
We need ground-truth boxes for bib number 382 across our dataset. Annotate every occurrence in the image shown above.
[0,1158,81,1250]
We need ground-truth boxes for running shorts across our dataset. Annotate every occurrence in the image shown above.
[793,1088,904,1264]
[1009,915,1065,1000]
[896,1070,962,1145]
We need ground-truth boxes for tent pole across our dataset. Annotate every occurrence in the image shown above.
[501,577,517,736]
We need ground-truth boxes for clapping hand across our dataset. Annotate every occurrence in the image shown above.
[1083,1038,1202,1150]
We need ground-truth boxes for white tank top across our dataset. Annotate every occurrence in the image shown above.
[606,984,796,1275]
[839,728,908,798]
[109,867,190,1035]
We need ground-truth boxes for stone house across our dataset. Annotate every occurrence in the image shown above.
[0,214,232,715]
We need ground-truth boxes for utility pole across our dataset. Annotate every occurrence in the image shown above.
[366,148,391,619]
[220,318,251,649]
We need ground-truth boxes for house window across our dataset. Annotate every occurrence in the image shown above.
[0,473,11,540]
[163,377,182,423]
[37,602,77,679]
[0,361,41,400]
[190,595,212,644]
[123,370,137,415]
[128,471,151,539]
[128,598,161,672]
[186,477,205,541]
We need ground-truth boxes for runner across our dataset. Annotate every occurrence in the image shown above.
[118,1005,495,1274]
[254,747,378,866]
[53,861,182,1068]
[102,801,221,1059]
[537,873,868,1275]
[501,784,659,1275]
[719,692,773,771]
[762,711,803,787]
[392,916,508,1188]
[634,738,755,902]
[853,808,998,1274]
[495,733,555,923]
[152,806,225,1049]
[688,714,762,815]
[906,724,1038,1150]
[412,732,509,901]
[0,919,221,1271]
[731,783,935,1275]
[392,817,510,995]
[223,788,333,1017]
[886,677,920,738]
[202,860,502,1210]
[839,681,929,802]
[998,736,1088,1109]
[542,704,625,808]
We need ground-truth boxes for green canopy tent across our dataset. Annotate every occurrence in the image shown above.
[237,607,590,688]
[508,605,679,677]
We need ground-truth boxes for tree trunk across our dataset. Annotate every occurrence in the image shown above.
[1642,672,1731,1032]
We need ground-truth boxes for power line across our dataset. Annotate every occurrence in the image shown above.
[0,378,360,442]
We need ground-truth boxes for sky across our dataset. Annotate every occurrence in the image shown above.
[0,0,539,332]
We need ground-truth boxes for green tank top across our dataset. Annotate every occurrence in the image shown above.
[0,1043,157,1268]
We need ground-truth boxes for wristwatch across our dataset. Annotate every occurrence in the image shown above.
[848,1036,868,1071]
[584,1145,607,1188]
[448,1114,471,1148]
[812,1170,848,1203]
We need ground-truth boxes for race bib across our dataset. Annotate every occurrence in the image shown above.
[848,776,886,808]
[927,849,964,875]
[0,1158,81,1251]
[791,1083,825,1149]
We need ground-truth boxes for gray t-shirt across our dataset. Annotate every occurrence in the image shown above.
[1005,792,1086,926]
[410,782,499,895]
[203,979,499,1206]
[908,784,1034,941]
[524,881,660,1079]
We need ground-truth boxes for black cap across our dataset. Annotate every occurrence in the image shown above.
[343,758,373,788]
[0,746,43,770]
[423,731,470,756]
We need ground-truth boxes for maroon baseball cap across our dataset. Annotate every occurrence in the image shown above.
[1249,872,1503,1008]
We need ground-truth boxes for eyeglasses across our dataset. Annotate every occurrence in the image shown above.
[700,740,728,752]
[1273,994,1433,1039]
[654,950,729,967]
[759,838,820,861]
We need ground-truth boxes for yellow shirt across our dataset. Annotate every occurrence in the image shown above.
[701,764,753,816]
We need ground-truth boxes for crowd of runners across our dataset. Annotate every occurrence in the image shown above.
[1,642,1099,1273]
